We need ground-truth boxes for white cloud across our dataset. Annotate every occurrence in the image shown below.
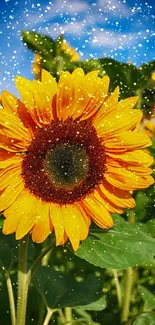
[91,29,153,49]
[97,0,131,18]
[25,0,89,27]
[41,20,86,37]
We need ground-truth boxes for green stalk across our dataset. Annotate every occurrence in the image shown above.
[121,267,133,323]
[65,307,72,325]
[121,210,135,323]
[16,236,29,325]
[112,269,122,308]
[43,308,54,325]
[5,271,16,325]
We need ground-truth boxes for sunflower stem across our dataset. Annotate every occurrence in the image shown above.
[5,270,16,325]
[43,308,54,325]
[37,243,53,325]
[65,307,72,325]
[17,236,29,325]
[121,210,135,323]
[121,267,133,323]
[112,269,122,308]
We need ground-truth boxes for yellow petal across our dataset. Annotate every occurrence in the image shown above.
[55,71,75,120]
[80,75,110,121]
[15,193,40,239]
[94,109,142,138]
[93,86,119,125]
[62,203,89,251]
[0,164,22,191]
[31,203,51,243]
[107,150,154,167]
[99,180,135,208]
[1,91,18,113]
[41,69,57,96]
[104,131,152,152]
[0,110,31,149]
[82,193,113,229]
[50,204,65,246]
[105,164,154,190]
[0,176,24,211]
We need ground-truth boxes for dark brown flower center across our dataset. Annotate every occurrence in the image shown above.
[22,118,106,204]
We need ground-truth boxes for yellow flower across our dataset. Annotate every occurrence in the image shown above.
[151,72,155,81]
[141,120,155,138]
[61,40,80,61]
[0,69,154,250]
[32,53,42,79]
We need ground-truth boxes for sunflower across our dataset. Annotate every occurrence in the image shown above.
[0,68,154,250]
[61,40,80,61]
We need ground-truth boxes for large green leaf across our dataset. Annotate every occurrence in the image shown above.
[22,31,56,58]
[138,286,155,311]
[99,58,147,97]
[140,60,155,78]
[0,228,18,271]
[33,266,103,309]
[133,312,155,325]
[75,223,155,269]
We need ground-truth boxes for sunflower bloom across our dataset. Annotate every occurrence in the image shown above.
[61,40,80,61]
[0,68,154,250]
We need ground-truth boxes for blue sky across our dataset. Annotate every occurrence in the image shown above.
[0,0,154,95]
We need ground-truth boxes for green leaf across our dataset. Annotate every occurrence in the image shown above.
[133,312,155,325]
[134,191,151,221]
[138,286,155,311]
[99,58,147,97]
[146,219,155,238]
[74,308,101,324]
[76,295,106,311]
[33,266,103,309]
[75,223,155,269]
[21,31,56,58]
[140,60,155,78]
[0,229,18,271]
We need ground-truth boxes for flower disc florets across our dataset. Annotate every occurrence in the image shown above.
[22,118,106,204]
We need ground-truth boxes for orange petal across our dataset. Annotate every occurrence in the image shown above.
[0,151,22,169]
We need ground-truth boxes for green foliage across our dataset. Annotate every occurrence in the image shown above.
[138,285,155,311]
[75,223,155,269]
[133,313,155,325]
[33,266,103,308]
